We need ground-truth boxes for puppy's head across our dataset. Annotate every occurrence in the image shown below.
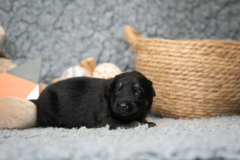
[106,71,155,121]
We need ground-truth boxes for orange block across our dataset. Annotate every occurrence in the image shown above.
[0,73,37,99]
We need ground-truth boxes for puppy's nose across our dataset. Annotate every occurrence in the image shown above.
[120,103,129,109]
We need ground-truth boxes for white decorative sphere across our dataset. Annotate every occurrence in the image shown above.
[60,65,91,79]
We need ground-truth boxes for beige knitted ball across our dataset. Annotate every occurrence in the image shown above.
[93,63,121,79]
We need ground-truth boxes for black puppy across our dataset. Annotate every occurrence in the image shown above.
[36,71,156,129]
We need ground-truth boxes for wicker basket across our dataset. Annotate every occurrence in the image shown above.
[124,25,240,119]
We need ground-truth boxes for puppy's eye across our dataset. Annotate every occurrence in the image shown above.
[116,91,120,95]
[134,92,139,97]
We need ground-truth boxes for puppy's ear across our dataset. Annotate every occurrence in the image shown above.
[109,80,114,90]
[151,86,156,97]
[148,80,155,97]
[104,79,114,96]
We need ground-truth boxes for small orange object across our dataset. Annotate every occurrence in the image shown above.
[0,73,37,99]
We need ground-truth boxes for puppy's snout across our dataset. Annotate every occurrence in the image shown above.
[120,103,129,110]
[118,100,132,110]
[115,99,138,115]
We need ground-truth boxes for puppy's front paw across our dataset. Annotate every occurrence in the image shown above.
[147,122,156,128]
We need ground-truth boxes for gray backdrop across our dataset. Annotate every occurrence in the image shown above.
[1,0,240,83]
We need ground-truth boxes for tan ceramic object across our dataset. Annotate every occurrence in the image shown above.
[79,57,97,75]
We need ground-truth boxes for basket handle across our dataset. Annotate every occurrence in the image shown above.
[124,25,143,49]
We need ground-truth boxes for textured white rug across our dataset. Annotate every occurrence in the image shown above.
[1,115,240,160]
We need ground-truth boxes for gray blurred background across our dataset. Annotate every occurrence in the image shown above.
[0,0,240,83]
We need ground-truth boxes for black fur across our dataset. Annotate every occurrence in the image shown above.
[36,71,156,129]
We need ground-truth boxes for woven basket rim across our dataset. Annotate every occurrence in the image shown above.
[125,25,240,50]
[138,37,240,49]
[135,38,240,51]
